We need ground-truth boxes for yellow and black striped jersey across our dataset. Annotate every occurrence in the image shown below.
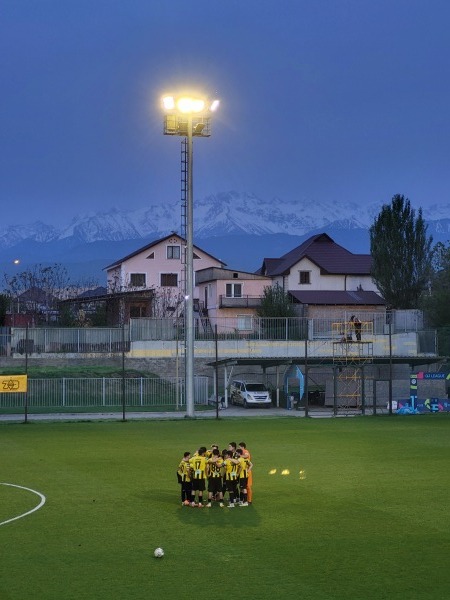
[177,459,191,482]
[189,455,208,479]
[207,458,223,478]
[224,458,239,481]
[238,457,252,479]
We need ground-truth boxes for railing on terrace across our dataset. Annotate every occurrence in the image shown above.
[0,310,429,354]
[219,295,262,308]
[129,313,412,342]
[6,327,129,355]
[0,377,209,410]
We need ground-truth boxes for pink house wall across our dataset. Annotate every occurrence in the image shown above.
[106,235,223,298]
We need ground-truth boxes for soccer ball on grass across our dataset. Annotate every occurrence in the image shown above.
[154,547,164,558]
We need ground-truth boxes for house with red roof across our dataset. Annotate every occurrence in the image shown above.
[258,233,385,318]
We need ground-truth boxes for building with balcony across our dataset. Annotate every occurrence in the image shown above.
[195,266,271,329]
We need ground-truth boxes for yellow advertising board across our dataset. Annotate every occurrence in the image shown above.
[0,375,28,393]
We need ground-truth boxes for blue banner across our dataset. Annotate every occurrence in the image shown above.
[398,398,450,413]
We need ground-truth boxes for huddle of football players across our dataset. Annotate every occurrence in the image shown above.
[177,441,253,508]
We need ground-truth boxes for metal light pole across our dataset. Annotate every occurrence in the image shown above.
[162,94,219,417]
[185,112,194,417]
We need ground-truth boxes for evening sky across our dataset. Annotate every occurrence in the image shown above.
[1,0,450,227]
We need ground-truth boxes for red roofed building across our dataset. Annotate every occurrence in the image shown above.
[258,233,385,317]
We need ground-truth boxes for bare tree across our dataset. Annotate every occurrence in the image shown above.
[4,263,72,322]
[151,287,184,318]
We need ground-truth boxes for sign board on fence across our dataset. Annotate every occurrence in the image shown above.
[0,375,28,393]
[417,372,450,380]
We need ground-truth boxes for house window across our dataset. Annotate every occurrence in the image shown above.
[226,283,242,298]
[130,305,146,318]
[129,273,146,287]
[167,245,181,260]
[237,315,253,330]
[299,271,311,285]
[161,273,178,287]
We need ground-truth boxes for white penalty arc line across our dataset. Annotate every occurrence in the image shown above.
[0,483,46,527]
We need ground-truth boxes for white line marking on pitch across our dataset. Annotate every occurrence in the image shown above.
[0,483,46,527]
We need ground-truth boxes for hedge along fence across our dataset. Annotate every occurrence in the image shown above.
[0,376,209,412]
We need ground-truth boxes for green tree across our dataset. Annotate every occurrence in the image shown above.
[425,242,450,324]
[369,194,433,308]
[257,285,295,318]
[58,304,78,327]
[90,303,108,326]
[422,241,450,356]
[256,285,306,339]
[0,294,9,326]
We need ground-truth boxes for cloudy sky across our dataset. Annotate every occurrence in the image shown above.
[1,0,450,227]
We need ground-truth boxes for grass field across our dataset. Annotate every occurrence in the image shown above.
[1,415,449,600]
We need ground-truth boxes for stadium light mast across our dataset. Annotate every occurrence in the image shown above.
[161,93,219,417]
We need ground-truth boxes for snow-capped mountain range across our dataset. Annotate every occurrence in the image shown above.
[1,191,450,279]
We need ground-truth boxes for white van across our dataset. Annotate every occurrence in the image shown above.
[230,380,271,408]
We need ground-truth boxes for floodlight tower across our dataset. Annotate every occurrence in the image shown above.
[161,94,219,417]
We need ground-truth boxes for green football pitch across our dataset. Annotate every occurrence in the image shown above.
[1,415,449,600]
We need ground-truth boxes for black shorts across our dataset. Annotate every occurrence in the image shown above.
[182,481,192,493]
[208,477,222,494]
[191,479,206,492]
[239,477,248,489]
[226,479,238,493]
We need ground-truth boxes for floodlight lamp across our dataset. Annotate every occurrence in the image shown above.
[210,99,220,112]
[162,95,175,110]
[177,97,205,114]
[193,122,205,134]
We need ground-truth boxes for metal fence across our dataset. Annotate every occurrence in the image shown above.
[1,328,128,355]
[0,377,209,411]
[0,310,429,354]
[130,312,419,342]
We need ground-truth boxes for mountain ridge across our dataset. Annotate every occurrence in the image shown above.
[2,191,450,281]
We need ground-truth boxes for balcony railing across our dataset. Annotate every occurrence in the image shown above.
[219,295,262,308]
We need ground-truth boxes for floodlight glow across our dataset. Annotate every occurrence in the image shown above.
[210,99,220,112]
[177,97,205,113]
[162,96,175,110]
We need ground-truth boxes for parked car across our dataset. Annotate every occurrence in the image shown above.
[230,380,271,408]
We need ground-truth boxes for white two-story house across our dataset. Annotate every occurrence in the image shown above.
[259,233,385,318]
